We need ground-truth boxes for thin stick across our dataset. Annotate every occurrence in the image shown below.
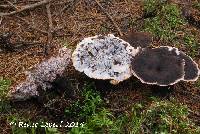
[0,17,2,25]
[0,4,13,9]
[94,0,123,36]
[45,3,53,55]
[5,0,19,10]
[46,3,53,33]
[0,0,52,16]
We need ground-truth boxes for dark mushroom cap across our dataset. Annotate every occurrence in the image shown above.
[122,31,152,49]
[131,47,185,86]
[179,52,199,81]
[72,34,138,83]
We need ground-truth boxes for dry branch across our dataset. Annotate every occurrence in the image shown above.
[5,0,19,10]
[0,5,12,9]
[45,3,53,55]
[94,0,123,36]
[0,0,52,16]
[0,17,2,25]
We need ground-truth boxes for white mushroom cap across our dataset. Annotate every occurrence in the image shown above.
[72,34,139,84]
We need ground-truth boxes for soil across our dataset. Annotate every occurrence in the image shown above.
[0,0,200,133]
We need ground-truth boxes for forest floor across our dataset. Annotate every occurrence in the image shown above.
[0,0,200,133]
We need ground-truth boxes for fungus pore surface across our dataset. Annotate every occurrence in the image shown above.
[72,34,138,83]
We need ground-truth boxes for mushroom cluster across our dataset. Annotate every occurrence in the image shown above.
[72,33,199,86]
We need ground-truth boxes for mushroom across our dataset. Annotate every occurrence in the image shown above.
[122,31,153,49]
[131,46,200,86]
[131,46,185,86]
[9,47,72,100]
[72,34,139,84]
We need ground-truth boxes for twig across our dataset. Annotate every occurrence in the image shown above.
[46,3,53,33]
[0,4,13,9]
[45,3,53,55]
[5,0,19,10]
[94,0,123,36]
[0,0,52,16]
[0,17,2,25]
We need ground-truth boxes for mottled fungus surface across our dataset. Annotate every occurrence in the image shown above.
[9,47,72,100]
[122,31,152,48]
[131,47,185,86]
[72,34,139,84]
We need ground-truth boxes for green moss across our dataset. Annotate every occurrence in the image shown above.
[196,79,200,88]
[68,83,118,134]
[70,109,116,134]
[65,82,103,120]
[183,34,199,57]
[193,2,200,10]
[0,77,11,115]
[0,77,11,99]
[125,98,200,134]
[143,1,185,41]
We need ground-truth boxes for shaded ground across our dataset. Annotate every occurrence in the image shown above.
[0,0,200,133]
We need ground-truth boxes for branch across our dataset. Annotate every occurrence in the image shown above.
[0,17,2,25]
[46,3,53,33]
[45,3,53,55]
[0,0,52,16]
[5,0,19,10]
[0,4,14,9]
[94,0,123,36]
